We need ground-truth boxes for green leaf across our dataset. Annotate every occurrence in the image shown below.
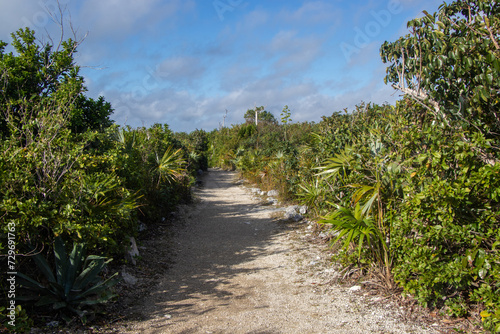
[73,258,108,290]
[475,249,486,268]
[479,87,489,101]
[417,154,428,164]
[15,272,48,291]
[54,237,68,286]
[422,10,434,22]
[486,73,493,85]
[31,251,56,283]
[434,30,445,38]
[492,59,500,72]
[78,294,117,306]
[52,301,68,310]
[64,243,86,297]
[75,273,119,300]
[35,295,61,307]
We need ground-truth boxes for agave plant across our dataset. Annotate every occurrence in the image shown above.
[16,237,118,322]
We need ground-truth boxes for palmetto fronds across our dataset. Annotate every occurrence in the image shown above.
[320,203,384,259]
[155,146,187,185]
[297,178,326,216]
[315,147,356,180]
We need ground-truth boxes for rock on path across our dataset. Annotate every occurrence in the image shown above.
[114,169,432,334]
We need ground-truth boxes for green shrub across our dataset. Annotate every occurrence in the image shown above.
[0,305,32,333]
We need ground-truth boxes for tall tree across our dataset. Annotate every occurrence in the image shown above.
[0,28,84,137]
[380,0,500,140]
[0,28,114,137]
[244,107,277,125]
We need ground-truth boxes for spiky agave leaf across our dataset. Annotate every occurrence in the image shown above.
[73,256,111,291]
[16,237,119,321]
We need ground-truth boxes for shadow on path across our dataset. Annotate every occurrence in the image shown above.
[125,169,302,332]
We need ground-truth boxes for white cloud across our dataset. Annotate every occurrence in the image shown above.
[0,2,39,37]
[103,65,400,133]
[269,30,298,51]
[240,9,270,30]
[278,1,342,24]
[155,56,205,86]
[219,63,260,92]
[77,0,195,39]
[268,31,324,73]
[1,0,430,134]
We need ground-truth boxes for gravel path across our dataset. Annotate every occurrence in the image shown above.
[115,169,434,334]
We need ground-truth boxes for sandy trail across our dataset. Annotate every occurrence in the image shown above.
[116,169,432,334]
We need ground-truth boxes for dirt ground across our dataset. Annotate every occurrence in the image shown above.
[102,169,439,334]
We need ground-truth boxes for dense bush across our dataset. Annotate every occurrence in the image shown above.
[0,29,136,257]
[379,1,500,328]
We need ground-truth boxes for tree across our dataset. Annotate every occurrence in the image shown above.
[0,28,113,137]
[380,0,500,140]
[380,1,500,327]
[260,110,277,124]
[0,28,84,138]
[0,27,132,258]
[244,106,277,125]
[71,95,114,133]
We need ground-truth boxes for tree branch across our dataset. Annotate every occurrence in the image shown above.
[391,84,441,113]
[483,16,500,51]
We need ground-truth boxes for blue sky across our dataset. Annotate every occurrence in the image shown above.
[0,0,444,133]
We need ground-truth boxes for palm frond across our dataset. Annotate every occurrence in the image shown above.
[156,146,187,185]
